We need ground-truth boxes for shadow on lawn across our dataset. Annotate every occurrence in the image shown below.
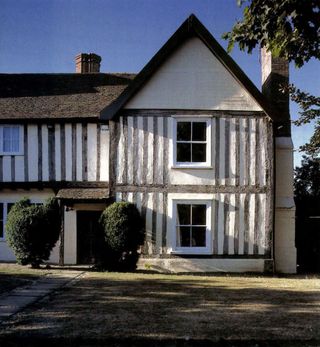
[0,274,320,345]
[0,273,41,295]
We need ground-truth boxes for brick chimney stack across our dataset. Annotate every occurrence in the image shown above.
[261,47,290,136]
[262,47,297,274]
[76,53,101,73]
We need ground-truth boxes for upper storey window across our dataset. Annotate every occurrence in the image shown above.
[173,117,211,168]
[0,125,23,155]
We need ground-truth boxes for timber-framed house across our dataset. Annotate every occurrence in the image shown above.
[0,15,296,272]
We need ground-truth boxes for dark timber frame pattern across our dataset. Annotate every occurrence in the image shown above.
[110,109,274,259]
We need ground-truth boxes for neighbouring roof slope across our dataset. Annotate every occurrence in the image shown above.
[100,14,281,122]
[0,73,135,120]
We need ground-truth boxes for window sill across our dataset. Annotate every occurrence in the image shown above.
[171,165,213,170]
[171,249,212,255]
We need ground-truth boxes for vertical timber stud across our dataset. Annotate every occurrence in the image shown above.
[59,204,65,266]
[109,120,119,198]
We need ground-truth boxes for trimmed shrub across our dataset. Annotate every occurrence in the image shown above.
[6,197,61,268]
[99,202,145,271]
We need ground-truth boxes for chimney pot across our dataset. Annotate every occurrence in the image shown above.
[76,53,101,73]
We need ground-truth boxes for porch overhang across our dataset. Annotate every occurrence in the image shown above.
[56,188,110,203]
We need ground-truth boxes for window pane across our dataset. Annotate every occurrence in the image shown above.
[192,122,206,141]
[11,127,20,152]
[191,227,206,247]
[177,226,191,247]
[177,204,190,225]
[177,143,191,162]
[192,143,206,162]
[3,126,20,153]
[192,204,206,225]
[177,122,191,141]
[0,203,3,238]
[3,127,12,152]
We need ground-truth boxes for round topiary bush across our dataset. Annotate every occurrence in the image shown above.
[99,202,145,271]
[6,197,61,268]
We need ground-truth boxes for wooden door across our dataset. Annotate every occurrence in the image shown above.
[77,211,103,264]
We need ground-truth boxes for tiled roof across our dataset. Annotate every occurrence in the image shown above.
[0,73,135,120]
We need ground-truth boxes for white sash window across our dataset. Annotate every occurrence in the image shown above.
[0,125,23,155]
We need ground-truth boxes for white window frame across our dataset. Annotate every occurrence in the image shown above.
[0,203,4,241]
[172,116,211,169]
[0,125,24,155]
[0,202,15,241]
[171,199,212,255]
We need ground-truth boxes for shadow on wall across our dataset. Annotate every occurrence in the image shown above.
[129,196,270,258]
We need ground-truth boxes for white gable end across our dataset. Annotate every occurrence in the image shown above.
[125,37,262,111]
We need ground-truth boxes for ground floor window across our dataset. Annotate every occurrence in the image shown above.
[172,200,211,254]
[0,203,14,240]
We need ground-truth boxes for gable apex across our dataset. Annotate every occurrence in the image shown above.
[100,14,279,121]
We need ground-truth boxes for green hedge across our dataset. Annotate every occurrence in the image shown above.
[6,198,61,268]
[99,202,145,271]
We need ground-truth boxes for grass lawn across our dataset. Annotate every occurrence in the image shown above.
[0,270,320,344]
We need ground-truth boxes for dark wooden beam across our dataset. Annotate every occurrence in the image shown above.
[59,205,65,266]
[0,181,109,191]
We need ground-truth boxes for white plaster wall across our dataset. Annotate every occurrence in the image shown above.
[42,125,49,181]
[125,37,262,111]
[0,242,15,262]
[48,242,60,264]
[100,125,109,181]
[87,124,97,181]
[28,125,38,181]
[166,192,268,256]
[274,137,297,273]
[168,116,269,186]
[0,189,55,262]
[1,123,108,184]
[64,208,77,265]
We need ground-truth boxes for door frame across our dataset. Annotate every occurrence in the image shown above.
[63,203,106,265]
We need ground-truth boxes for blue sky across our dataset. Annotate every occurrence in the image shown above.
[1,0,319,166]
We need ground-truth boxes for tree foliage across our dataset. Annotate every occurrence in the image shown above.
[287,85,320,156]
[99,202,145,271]
[224,0,320,155]
[294,156,320,198]
[223,0,320,67]
[6,198,61,268]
